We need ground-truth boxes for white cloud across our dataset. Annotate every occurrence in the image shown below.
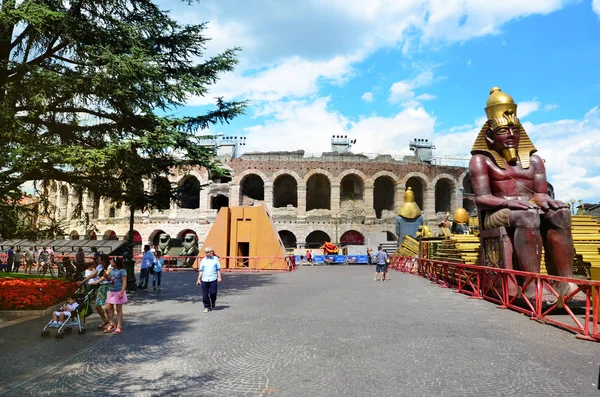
[242,98,435,155]
[389,70,438,104]
[415,93,437,101]
[389,81,415,103]
[517,100,541,119]
[593,0,600,17]
[361,92,374,102]
[187,55,358,105]
[168,0,570,104]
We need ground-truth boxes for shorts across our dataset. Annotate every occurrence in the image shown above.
[106,290,127,305]
[95,284,109,306]
[53,311,72,317]
[376,264,386,273]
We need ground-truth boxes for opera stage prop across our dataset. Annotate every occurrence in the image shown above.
[468,87,578,295]
[396,187,424,242]
[197,205,290,271]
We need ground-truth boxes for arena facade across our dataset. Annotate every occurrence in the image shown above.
[46,137,472,251]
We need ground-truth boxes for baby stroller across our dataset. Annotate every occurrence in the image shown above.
[41,285,96,339]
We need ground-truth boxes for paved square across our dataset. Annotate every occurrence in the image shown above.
[1,267,599,396]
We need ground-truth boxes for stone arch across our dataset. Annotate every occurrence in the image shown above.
[340,230,365,245]
[69,185,81,216]
[303,168,335,184]
[103,230,117,240]
[340,173,364,202]
[69,230,80,240]
[178,175,201,209]
[240,173,265,204]
[233,169,269,185]
[305,230,331,249]
[373,175,395,219]
[385,231,397,241]
[152,176,171,210]
[402,173,428,210]
[149,229,166,247]
[59,185,69,216]
[209,164,233,183]
[433,176,456,214]
[335,169,368,185]
[278,230,297,249]
[273,174,298,208]
[88,231,97,240]
[211,194,229,210]
[306,173,331,210]
[177,229,198,240]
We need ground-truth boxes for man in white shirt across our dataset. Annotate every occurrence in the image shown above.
[196,247,222,313]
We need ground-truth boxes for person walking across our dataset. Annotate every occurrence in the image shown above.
[24,247,34,274]
[6,246,14,272]
[13,248,22,273]
[366,248,373,267]
[75,247,86,272]
[153,251,164,290]
[138,245,154,290]
[374,245,388,281]
[196,247,222,313]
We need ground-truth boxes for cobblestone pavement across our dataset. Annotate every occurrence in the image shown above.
[1,267,600,396]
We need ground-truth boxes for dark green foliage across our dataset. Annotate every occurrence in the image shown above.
[0,0,246,238]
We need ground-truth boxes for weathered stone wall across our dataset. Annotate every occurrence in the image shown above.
[56,152,468,248]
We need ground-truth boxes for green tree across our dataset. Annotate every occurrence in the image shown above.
[0,0,245,240]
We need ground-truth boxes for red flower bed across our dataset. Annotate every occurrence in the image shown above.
[0,278,79,310]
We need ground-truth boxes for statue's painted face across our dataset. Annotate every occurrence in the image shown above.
[489,124,520,151]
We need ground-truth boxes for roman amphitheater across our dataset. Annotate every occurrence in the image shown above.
[46,137,473,251]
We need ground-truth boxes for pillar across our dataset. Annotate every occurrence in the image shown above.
[331,184,340,216]
[297,183,307,223]
[264,182,273,210]
[423,185,435,224]
[364,185,376,221]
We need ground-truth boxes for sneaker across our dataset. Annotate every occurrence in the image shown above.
[157,286,162,290]
[153,287,156,290]
[57,322,63,327]
[211,302,216,309]
[203,308,210,313]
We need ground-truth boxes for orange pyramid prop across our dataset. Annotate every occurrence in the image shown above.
[195,205,290,270]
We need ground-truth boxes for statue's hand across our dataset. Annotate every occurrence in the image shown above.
[506,200,537,210]
[547,199,568,210]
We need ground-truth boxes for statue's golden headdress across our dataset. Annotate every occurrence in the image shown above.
[398,187,421,219]
[471,87,537,169]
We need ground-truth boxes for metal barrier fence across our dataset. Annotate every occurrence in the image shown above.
[390,256,600,342]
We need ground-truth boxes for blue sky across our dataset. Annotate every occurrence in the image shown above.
[162,0,600,203]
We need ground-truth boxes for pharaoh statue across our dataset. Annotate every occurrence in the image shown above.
[396,187,424,242]
[158,233,172,256]
[180,233,199,267]
[450,208,470,234]
[469,87,573,280]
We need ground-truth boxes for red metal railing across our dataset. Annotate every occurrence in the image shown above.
[390,255,600,342]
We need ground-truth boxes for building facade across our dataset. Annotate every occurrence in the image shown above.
[47,145,472,251]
